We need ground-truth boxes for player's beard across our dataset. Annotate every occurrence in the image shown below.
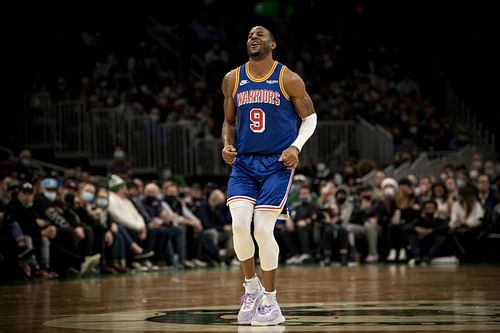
[248,43,270,59]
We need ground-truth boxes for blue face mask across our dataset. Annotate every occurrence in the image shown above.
[96,198,108,208]
[23,202,33,208]
[82,191,95,203]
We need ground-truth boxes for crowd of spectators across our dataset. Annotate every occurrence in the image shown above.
[1,149,499,282]
[27,13,468,157]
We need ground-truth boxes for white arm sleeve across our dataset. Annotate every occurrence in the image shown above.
[291,113,317,152]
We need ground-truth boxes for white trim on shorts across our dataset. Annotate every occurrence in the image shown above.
[254,170,294,211]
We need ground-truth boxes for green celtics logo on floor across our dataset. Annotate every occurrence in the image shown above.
[45,301,500,331]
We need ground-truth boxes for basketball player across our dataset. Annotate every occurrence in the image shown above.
[221,26,317,326]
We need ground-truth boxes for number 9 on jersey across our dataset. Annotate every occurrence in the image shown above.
[250,108,266,133]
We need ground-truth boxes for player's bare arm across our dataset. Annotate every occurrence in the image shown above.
[221,69,238,165]
[279,68,317,169]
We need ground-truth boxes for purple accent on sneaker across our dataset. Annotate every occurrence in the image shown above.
[240,293,257,309]
[238,291,263,324]
[259,304,273,315]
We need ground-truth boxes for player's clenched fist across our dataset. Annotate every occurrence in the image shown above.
[279,146,299,169]
[222,145,238,165]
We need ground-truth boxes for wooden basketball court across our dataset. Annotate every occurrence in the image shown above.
[1,265,499,332]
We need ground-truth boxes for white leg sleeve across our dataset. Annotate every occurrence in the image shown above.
[229,201,255,262]
[253,210,281,271]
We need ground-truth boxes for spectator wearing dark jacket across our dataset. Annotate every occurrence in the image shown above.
[405,200,448,265]
[196,189,233,262]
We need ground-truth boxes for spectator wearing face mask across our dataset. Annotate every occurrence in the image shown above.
[107,174,154,264]
[141,183,183,268]
[449,185,484,261]
[335,186,354,224]
[33,178,101,276]
[316,202,349,266]
[5,182,57,278]
[476,174,498,227]
[74,182,120,269]
[283,186,320,265]
[196,189,233,264]
[58,180,96,265]
[386,178,420,262]
[348,185,385,263]
[431,182,453,220]
[405,200,449,265]
[106,145,132,179]
[161,183,207,268]
[15,149,42,182]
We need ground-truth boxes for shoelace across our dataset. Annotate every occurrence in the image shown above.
[240,293,258,310]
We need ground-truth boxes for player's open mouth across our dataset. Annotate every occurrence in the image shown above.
[250,42,260,48]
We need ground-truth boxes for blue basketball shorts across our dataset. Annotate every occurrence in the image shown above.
[227,154,294,211]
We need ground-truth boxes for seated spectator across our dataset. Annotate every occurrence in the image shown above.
[431,181,453,220]
[162,183,207,267]
[449,185,484,261]
[477,174,498,228]
[34,178,101,276]
[282,185,318,265]
[316,202,349,265]
[405,200,449,265]
[107,175,154,268]
[142,183,185,268]
[348,180,397,263]
[92,187,128,273]
[6,182,57,278]
[196,189,233,263]
[386,178,420,262]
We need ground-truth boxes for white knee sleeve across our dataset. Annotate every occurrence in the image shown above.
[229,201,255,262]
[253,210,281,271]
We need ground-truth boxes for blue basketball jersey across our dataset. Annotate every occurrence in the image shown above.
[232,61,298,155]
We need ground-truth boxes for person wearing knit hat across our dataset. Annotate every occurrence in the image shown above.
[108,174,125,192]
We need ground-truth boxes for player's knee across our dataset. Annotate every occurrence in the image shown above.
[253,210,280,243]
[229,201,254,236]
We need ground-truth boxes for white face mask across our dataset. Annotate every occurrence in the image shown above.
[383,187,396,198]
[114,150,125,159]
[43,191,57,202]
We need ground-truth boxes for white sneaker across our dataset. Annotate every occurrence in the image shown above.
[386,249,397,261]
[251,294,285,326]
[365,254,379,263]
[182,260,196,268]
[285,255,300,265]
[80,254,101,275]
[238,280,264,324]
[297,253,311,264]
[430,256,459,265]
[143,260,159,271]
[398,248,407,261]
[131,261,148,272]
[192,259,208,268]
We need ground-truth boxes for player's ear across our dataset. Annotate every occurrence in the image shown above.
[271,41,276,50]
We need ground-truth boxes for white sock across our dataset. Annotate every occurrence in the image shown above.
[245,275,261,292]
[263,290,277,304]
